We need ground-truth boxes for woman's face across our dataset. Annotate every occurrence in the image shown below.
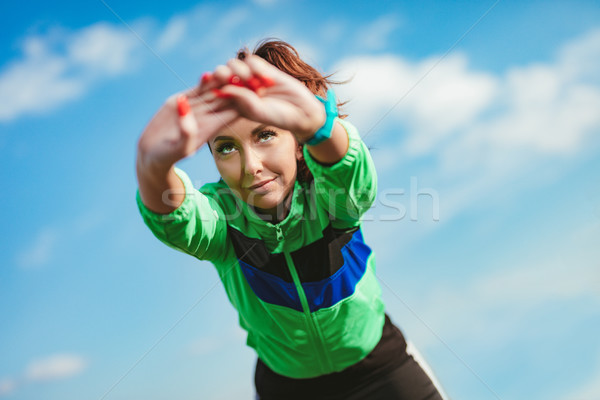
[209,118,302,218]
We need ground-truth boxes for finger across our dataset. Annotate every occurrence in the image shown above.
[192,108,240,153]
[189,67,230,98]
[183,99,239,155]
[214,84,270,124]
[189,95,232,117]
[200,72,213,86]
[226,58,252,84]
[212,64,234,87]
[244,54,291,86]
[228,58,270,93]
[183,76,215,99]
[194,72,219,95]
[188,87,224,108]
[203,109,239,143]
[177,95,197,138]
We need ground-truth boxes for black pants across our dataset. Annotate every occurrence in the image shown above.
[255,315,444,400]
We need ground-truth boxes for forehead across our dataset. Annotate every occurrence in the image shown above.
[211,118,265,143]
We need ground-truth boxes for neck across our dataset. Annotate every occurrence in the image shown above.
[252,190,294,224]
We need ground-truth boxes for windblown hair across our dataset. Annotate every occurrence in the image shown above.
[238,39,346,183]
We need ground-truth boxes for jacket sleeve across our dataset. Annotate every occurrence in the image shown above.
[136,168,228,262]
[303,118,377,228]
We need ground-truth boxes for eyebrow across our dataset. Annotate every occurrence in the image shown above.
[212,125,271,143]
[251,124,269,135]
[212,135,235,142]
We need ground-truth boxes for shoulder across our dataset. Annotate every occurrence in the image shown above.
[199,179,240,214]
[199,178,229,198]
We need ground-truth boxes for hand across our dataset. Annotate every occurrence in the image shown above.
[208,55,327,141]
[137,86,237,170]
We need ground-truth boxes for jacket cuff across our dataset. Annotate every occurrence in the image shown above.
[302,118,362,174]
[136,167,198,222]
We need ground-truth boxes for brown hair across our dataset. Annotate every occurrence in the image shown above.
[238,39,346,183]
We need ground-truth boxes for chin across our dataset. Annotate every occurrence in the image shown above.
[247,190,288,210]
[252,197,284,211]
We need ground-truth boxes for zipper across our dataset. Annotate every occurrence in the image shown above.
[283,250,333,373]
[274,223,333,371]
[274,225,284,241]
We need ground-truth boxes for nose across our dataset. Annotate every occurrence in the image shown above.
[242,147,263,177]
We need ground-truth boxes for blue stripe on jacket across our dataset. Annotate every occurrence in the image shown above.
[239,229,372,312]
[239,260,303,311]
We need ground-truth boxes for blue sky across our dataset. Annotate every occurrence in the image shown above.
[1,0,599,399]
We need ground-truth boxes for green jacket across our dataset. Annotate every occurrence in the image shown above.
[137,118,385,379]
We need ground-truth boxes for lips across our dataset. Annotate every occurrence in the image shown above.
[248,178,275,190]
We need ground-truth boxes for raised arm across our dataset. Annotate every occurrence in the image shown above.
[135,81,244,261]
[206,55,348,164]
[207,56,372,226]
[304,118,377,227]
[136,85,237,214]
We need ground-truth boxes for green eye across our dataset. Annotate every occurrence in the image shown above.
[216,143,236,155]
[258,130,276,142]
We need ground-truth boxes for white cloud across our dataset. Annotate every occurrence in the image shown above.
[67,23,139,75]
[292,41,321,66]
[0,354,88,397]
[0,22,140,122]
[0,378,17,397]
[171,4,257,62]
[0,54,84,121]
[408,220,600,349]
[216,6,250,33]
[482,29,600,155]
[469,66,600,160]
[335,52,498,155]
[156,16,187,52]
[16,227,58,268]
[558,28,600,83]
[319,20,346,45]
[355,14,402,51]
[25,354,88,382]
[437,32,600,220]
[334,28,600,225]
[561,353,600,400]
[14,209,107,269]
[337,28,600,157]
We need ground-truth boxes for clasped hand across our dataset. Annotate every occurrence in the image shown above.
[137,55,326,169]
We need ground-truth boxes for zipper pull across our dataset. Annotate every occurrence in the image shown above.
[275,225,284,241]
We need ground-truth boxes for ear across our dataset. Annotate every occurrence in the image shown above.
[296,144,304,161]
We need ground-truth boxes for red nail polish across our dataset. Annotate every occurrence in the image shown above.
[246,76,262,92]
[212,89,232,99]
[201,72,212,84]
[228,75,244,87]
[258,75,275,87]
[177,95,190,116]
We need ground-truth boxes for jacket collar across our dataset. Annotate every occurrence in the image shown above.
[204,179,314,252]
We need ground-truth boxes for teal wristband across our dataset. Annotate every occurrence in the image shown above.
[305,89,338,146]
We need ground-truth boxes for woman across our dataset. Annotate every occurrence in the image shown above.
[136,39,445,400]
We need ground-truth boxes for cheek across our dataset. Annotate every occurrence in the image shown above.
[273,149,299,181]
[215,159,242,188]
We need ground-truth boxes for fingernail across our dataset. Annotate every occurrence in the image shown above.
[212,89,232,99]
[177,95,190,116]
[201,72,212,84]
[228,75,244,87]
[258,75,275,87]
[246,76,262,92]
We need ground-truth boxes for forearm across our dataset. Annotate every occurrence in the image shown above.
[303,118,377,225]
[305,121,349,165]
[136,151,185,215]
